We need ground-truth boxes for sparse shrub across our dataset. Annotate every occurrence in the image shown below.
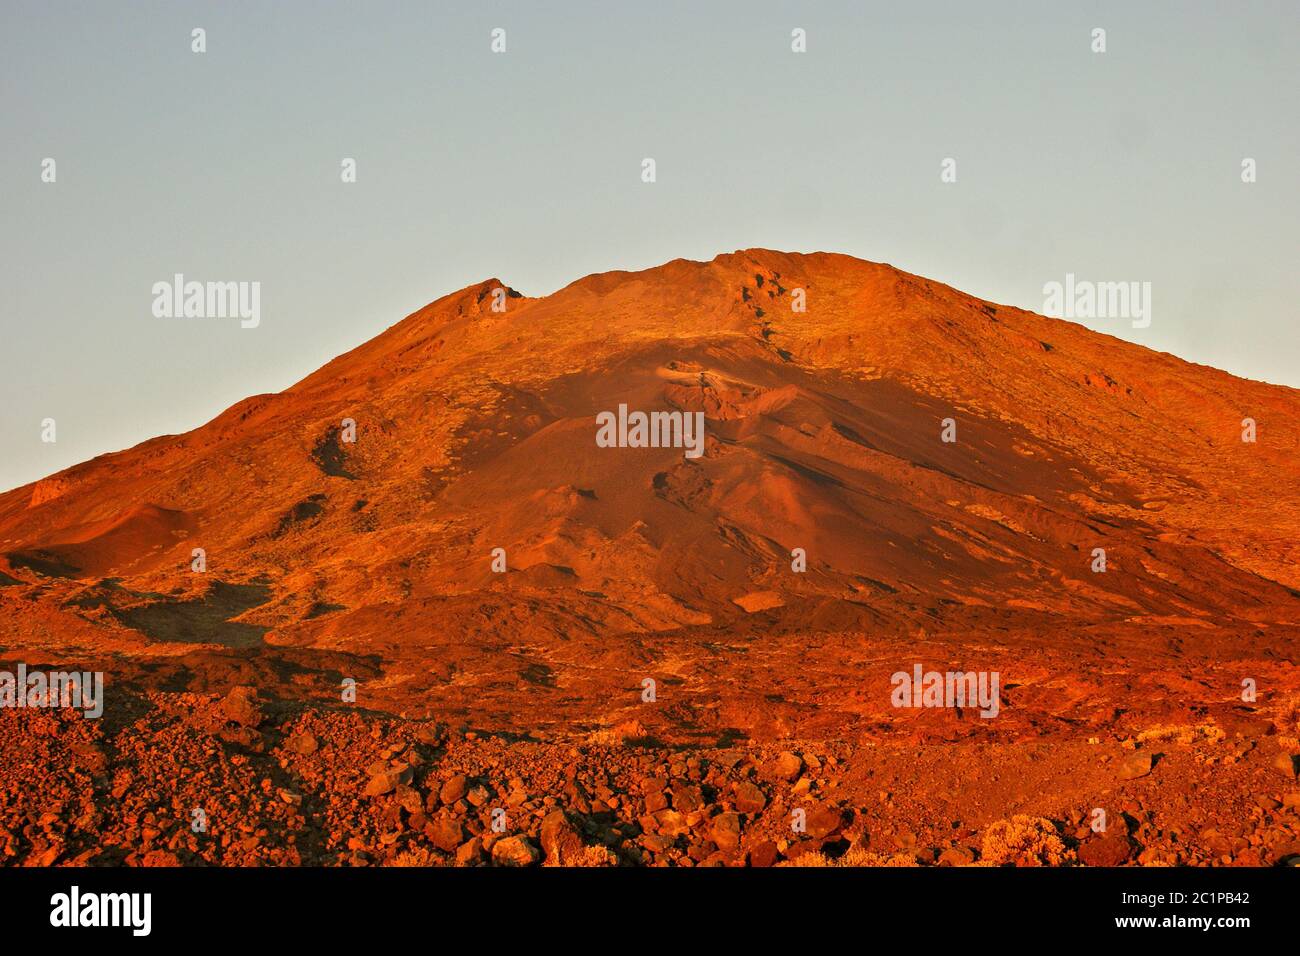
[586,720,650,746]
[571,844,618,867]
[779,845,917,867]
[388,848,434,867]
[981,815,1074,866]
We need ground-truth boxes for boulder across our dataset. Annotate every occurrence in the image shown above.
[220,686,263,728]
[491,835,540,867]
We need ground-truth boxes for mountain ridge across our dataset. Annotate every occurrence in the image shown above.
[4,250,1297,606]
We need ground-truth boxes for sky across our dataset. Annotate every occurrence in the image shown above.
[1,0,1296,492]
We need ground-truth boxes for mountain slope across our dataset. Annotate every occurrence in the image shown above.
[2,249,1299,738]
[0,248,1294,816]
[4,245,1300,877]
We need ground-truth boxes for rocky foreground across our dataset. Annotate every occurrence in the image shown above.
[3,685,1298,868]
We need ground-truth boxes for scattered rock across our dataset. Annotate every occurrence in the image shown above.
[764,751,804,783]
[440,774,469,804]
[414,723,445,746]
[364,770,402,797]
[491,835,540,867]
[217,726,264,751]
[455,837,483,865]
[427,815,465,853]
[748,840,780,867]
[220,686,263,728]
[671,784,704,813]
[1273,752,1298,780]
[395,783,423,814]
[733,781,766,815]
[653,809,688,838]
[139,850,182,867]
[70,742,109,773]
[710,811,742,851]
[937,845,976,866]
[540,809,585,865]
[1118,752,1154,780]
[1078,830,1133,866]
[285,733,319,756]
[806,806,847,840]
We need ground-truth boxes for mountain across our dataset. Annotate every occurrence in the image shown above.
[5,248,1300,713]
[3,249,1299,867]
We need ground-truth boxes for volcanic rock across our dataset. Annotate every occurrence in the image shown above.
[427,816,465,853]
[710,812,742,851]
[440,774,469,805]
[764,752,804,784]
[1078,830,1134,866]
[220,687,263,728]
[1118,753,1154,780]
[285,733,319,756]
[733,781,767,815]
[540,809,585,865]
[491,835,540,867]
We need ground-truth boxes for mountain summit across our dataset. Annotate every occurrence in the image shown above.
[2,250,1298,735]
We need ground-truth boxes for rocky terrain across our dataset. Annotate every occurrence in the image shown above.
[2,686,1298,867]
[1,249,1298,866]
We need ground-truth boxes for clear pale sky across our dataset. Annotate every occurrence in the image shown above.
[2,0,1296,492]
